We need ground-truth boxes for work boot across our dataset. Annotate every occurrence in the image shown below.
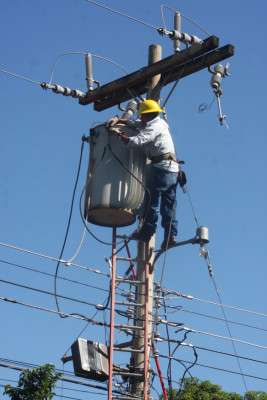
[131,231,151,243]
[161,237,177,250]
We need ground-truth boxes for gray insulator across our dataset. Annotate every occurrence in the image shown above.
[195,226,209,244]
[122,101,138,119]
[169,29,182,40]
[204,250,210,259]
[95,304,105,310]
[210,74,222,89]
[181,33,192,43]
[214,64,225,76]
[127,292,134,301]
[210,64,225,89]
[63,87,72,96]
[52,84,65,94]
[208,264,214,277]
[153,348,159,356]
[190,35,203,45]
[126,308,133,318]
[71,89,86,98]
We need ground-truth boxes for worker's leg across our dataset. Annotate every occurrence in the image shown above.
[138,166,161,240]
[160,172,178,239]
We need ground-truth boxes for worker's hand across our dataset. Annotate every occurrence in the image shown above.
[178,170,187,187]
[105,116,119,129]
[108,127,123,137]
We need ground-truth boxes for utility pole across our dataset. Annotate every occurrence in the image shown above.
[130,44,162,399]
[57,34,234,400]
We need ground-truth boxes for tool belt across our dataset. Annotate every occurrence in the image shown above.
[150,152,184,164]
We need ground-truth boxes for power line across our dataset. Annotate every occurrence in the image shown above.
[0,296,107,326]
[161,287,267,317]
[0,361,114,393]
[0,278,104,309]
[0,258,110,294]
[157,353,267,382]
[0,68,40,85]
[192,344,267,365]
[179,327,267,350]
[84,0,160,31]
[0,242,109,277]
[160,5,211,36]
[179,307,267,332]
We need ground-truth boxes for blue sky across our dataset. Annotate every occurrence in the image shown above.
[0,0,266,398]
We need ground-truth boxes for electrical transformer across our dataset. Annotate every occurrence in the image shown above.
[84,124,146,227]
[71,338,109,382]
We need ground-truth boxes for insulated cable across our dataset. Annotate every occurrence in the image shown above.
[48,52,128,86]
[54,136,86,318]
[179,326,267,350]
[0,68,40,85]
[160,287,267,317]
[0,258,109,293]
[0,278,105,309]
[84,0,160,31]
[160,5,211,36]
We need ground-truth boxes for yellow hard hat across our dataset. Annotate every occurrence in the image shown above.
[138,99,163,115]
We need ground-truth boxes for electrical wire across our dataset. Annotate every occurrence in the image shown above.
[160,287,267,317]
[0,242,109,277]
[157,353,267,382]
[160,5,211,36]
[49,52,128,86]
[0,259,110,294]
[174,306,267,332]
[0,278,105,309]
[0,361,117,393]
[179,326,267,350]
[0,68,41,85]
[54,136,86,318]
[84,0,159,31]
[0,296,108,325]
[205,260,248,391]
[193,344,267,365]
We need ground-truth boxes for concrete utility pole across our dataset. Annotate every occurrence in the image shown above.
[76,36,234,400]
[130,44,162,399]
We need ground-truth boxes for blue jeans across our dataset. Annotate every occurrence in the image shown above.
[141,166,178,240]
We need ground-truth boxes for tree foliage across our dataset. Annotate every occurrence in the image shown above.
[159,377,267,400]
[4,364,62,400]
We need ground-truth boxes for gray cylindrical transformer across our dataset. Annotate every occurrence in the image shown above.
[84,124,146,227]
[196,226,209,244]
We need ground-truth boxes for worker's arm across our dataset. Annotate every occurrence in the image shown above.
[117,131,129,145]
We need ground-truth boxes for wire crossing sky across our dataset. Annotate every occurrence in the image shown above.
[0,0,267,399]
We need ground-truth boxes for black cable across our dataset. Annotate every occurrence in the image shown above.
[162,292,173,398]
[0,278,105,310]
[55,136,86,318]
[193,344,267,365]
[174,344,198,399]
[0,258,110,294]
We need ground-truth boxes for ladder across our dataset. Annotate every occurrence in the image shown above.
[108,227,150,400]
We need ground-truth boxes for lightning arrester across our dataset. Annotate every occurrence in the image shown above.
[85,53,94,92]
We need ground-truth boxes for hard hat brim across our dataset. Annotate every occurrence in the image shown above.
[138,108,163,115]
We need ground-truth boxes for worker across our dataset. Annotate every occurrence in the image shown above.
[106,99,186,249]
